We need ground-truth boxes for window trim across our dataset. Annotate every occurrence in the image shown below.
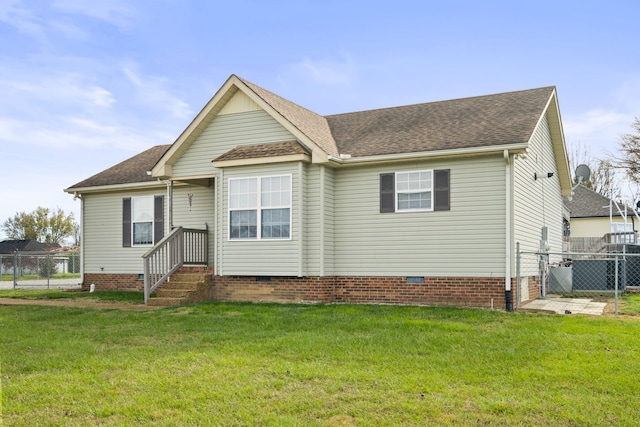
[395,169,434,212]
[228,174,292,241]
[131,195,155,247]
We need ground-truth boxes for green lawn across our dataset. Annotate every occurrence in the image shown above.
[0,289,143,303]
[1,301,640,426]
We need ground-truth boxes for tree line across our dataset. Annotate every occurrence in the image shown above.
[1,206,78,245]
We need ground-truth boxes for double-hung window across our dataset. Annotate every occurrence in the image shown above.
[132,196,154,245]
[396,170,432,211]
[229,175,291,240]
[122,195,164,247]
[380,169,450,213]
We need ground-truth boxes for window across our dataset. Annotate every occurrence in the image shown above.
[132,196,154,245]
[229,175,291,240]
[380,169,449,213]
[396,170,432,211]
[123,196,164,247]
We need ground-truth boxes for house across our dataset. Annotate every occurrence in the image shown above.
[0,239,61,254]
[65,74,571,310]
[565,185,638,250]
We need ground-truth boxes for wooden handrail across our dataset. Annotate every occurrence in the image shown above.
[143,227,184,304]
[142,225,209,304]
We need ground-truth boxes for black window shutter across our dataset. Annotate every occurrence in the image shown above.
[122,198,132,247]
[380,173,395,213]
[434,169,450,211]
[154,195,164,244]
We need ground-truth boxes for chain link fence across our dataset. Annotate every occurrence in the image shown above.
[516,245,640,314]
[0,250,81,290]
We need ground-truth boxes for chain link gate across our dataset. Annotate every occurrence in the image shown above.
[516,245,640,315]
[0,250,81,290]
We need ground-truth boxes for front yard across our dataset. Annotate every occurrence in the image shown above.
[2,297,640,425]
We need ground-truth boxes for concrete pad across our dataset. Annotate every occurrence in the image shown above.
[521,296,606,315]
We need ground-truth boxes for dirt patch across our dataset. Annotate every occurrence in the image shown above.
[0,298,163,311]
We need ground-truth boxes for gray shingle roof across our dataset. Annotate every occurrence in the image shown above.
[68,79,557,189]
[326,86,555,157]
[214,141,309,162]
[67,145,170,189]
[565,185,627,218]
[0,239,60,254]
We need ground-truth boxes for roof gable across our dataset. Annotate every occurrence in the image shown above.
[151,75,338,178]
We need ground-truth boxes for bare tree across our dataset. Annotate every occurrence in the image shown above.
[617,117,640,185]
[569,141,618,198]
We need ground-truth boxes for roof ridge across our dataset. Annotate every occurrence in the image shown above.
[325,86,556,119]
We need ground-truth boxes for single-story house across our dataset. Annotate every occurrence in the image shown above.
[565,184,638,249]
[65,74,571,310]
[0,239,60,254]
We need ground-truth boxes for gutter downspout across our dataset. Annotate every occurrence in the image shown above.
[504,150,513,312]
[319,165,325,276]
[298,162,304,277]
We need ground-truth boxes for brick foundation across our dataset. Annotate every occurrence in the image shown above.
[82,273,144,291]
[213,275,513,309]
[84,272,521,309]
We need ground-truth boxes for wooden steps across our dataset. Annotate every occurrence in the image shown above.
[147,273,212,306]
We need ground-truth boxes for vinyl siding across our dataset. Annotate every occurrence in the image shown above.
[220,162,302,276]
[172,183,216,265]
[171,110,296,177]
[82,187,166,274]
[570,217,632,238]
[332,157,506,277]
[513,114,564,270]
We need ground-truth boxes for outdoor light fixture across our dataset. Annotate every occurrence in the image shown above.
[534,172,554,180]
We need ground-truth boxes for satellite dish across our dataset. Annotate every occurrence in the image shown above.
[575,164,591,183]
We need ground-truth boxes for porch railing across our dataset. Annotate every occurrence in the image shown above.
[142,226,208,304]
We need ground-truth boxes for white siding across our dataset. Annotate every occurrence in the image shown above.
[332,157,506,277]
[82,187,166,274]
[513,114,565,270]
[171,110,296,177]
[220,162,302,276]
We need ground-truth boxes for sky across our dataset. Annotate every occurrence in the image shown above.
[1,0,639,242]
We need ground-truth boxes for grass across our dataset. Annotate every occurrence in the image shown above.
[1,273,81,281]
[2,302,640,425]
[619,293,640,315]
[0,289,143,303]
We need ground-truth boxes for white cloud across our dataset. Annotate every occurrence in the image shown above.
[564,108,634,159]
[51,0,136,29]
[0,0,46,41]
[121,63,193,119]
[288,54,357,86]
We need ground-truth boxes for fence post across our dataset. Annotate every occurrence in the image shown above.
[46,252,51,289]
[615,253,619,316]
[13,251,17,289]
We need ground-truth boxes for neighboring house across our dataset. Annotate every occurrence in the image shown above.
[65,74,571,309]
[564,185,638,249]
[0,239,60,254]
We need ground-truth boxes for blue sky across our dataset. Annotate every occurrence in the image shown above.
[1,0,639,241]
